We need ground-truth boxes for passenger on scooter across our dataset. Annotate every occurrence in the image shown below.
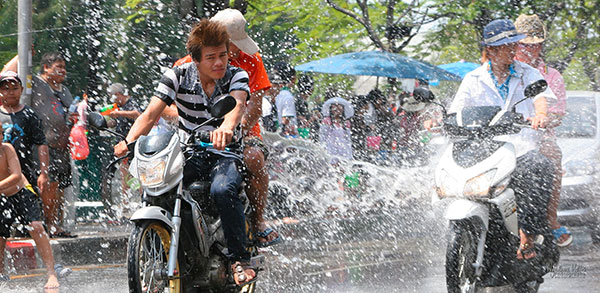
[114,19,255,284]
[449,19,557,260]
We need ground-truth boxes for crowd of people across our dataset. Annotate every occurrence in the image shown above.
[0,6,572,289]
[262,65,432,166]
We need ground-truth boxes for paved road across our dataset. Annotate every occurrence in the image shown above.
[2,211,599,292]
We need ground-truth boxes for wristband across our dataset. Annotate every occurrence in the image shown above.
[123,138,129,144]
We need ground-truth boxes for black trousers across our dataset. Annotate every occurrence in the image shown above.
[511,150,554,235]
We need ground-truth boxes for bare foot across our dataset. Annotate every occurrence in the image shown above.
[517,229,536,260]
[44,274,60,289]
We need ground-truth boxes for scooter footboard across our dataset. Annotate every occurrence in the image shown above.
[445,199,489,231]
[130,206,174,230]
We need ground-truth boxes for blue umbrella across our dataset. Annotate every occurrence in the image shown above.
[295,51,461,81]
[438,61,480,79]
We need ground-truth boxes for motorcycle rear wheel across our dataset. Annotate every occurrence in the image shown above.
[128,221,182,293]
[446,221,478,293]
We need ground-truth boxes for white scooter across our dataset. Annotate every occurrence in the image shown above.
[417,81,559,293]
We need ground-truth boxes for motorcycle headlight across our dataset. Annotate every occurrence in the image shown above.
[138,156,168,186]
[564,159,596,177]
[463,169,496,198]
[491,176,511,197]
[436,169,457,198]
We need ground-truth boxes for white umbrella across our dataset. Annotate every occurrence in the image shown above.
[322,97,354,119]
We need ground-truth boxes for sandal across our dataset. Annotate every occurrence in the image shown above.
[552,226,573,247]
[231,261,256,285]
[255,227,282,248]
[517,242,536,260]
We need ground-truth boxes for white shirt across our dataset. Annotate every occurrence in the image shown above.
[262,96,273,117]
[275,89,297,126]
[449,60,557,157]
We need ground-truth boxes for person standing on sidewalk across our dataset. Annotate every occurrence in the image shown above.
[0,71,49,198]
[0,72,62,289]
[515,14,572,247]
[106,83,141,137]
[271,62,298,137]
[31,53,77,238]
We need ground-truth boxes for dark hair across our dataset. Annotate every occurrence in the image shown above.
[187,18,230,62]
[40,52,65,73]
[273,62,296,83]
[367,89,385,102]
[297,74,314,95]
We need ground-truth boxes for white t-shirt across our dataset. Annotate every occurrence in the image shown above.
[262,96,273,117]
[449,60,557,157]
[275,89,297,126]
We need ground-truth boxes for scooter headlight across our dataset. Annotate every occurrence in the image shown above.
[138,156,168,186]
[463,169,496,198]
[491,176,511,197]
[436,169,457,198]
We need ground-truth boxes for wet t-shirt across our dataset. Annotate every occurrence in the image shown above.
[115,98,141,137]
[31,75,73,149]
[0,106,47,185]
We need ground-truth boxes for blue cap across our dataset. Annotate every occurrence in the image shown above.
[482,19,526,47]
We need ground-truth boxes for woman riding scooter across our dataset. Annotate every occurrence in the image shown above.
[431,19,557,259]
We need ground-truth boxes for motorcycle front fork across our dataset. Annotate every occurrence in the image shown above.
[474,227,487,277]
[168,182,184,278]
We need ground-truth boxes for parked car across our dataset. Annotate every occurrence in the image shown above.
[555,91,600,242]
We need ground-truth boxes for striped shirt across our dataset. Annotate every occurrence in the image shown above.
[155,62,249,134]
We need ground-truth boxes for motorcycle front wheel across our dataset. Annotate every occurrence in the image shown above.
[127,221,182,293]
[446,220,479,293]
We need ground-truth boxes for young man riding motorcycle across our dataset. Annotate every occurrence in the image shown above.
[430,19,558,259]
[170,9,280,247]
[114,19,255,284]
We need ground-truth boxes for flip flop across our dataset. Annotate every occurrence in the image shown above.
[54,264,73,279]
[231,261,256,286]
[255,227,282,247]
[553,226,573,247]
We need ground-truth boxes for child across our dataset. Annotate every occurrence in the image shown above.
[0,71,68,288]
[0,141,59,289]
[320,97,354,160]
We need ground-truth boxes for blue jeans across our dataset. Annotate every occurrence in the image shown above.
[184,154,249,262]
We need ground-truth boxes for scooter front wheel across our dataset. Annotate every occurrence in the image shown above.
[446,220,479,293]
[127,221,182,293]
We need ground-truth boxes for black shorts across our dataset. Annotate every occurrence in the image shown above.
[49,147,72,189]
[0,186,43,238]
[244,136,270,160]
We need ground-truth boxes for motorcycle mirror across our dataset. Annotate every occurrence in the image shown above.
[413,87,435,103]
[524,79,548,99]
[211,95,237,118]
[88,112,108,130]
[512,80,549,112]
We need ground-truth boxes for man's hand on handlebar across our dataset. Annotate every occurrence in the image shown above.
[527,112,547,130]
[210,127,234,150]
[424,118,442,132]
[114,140,129,157]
